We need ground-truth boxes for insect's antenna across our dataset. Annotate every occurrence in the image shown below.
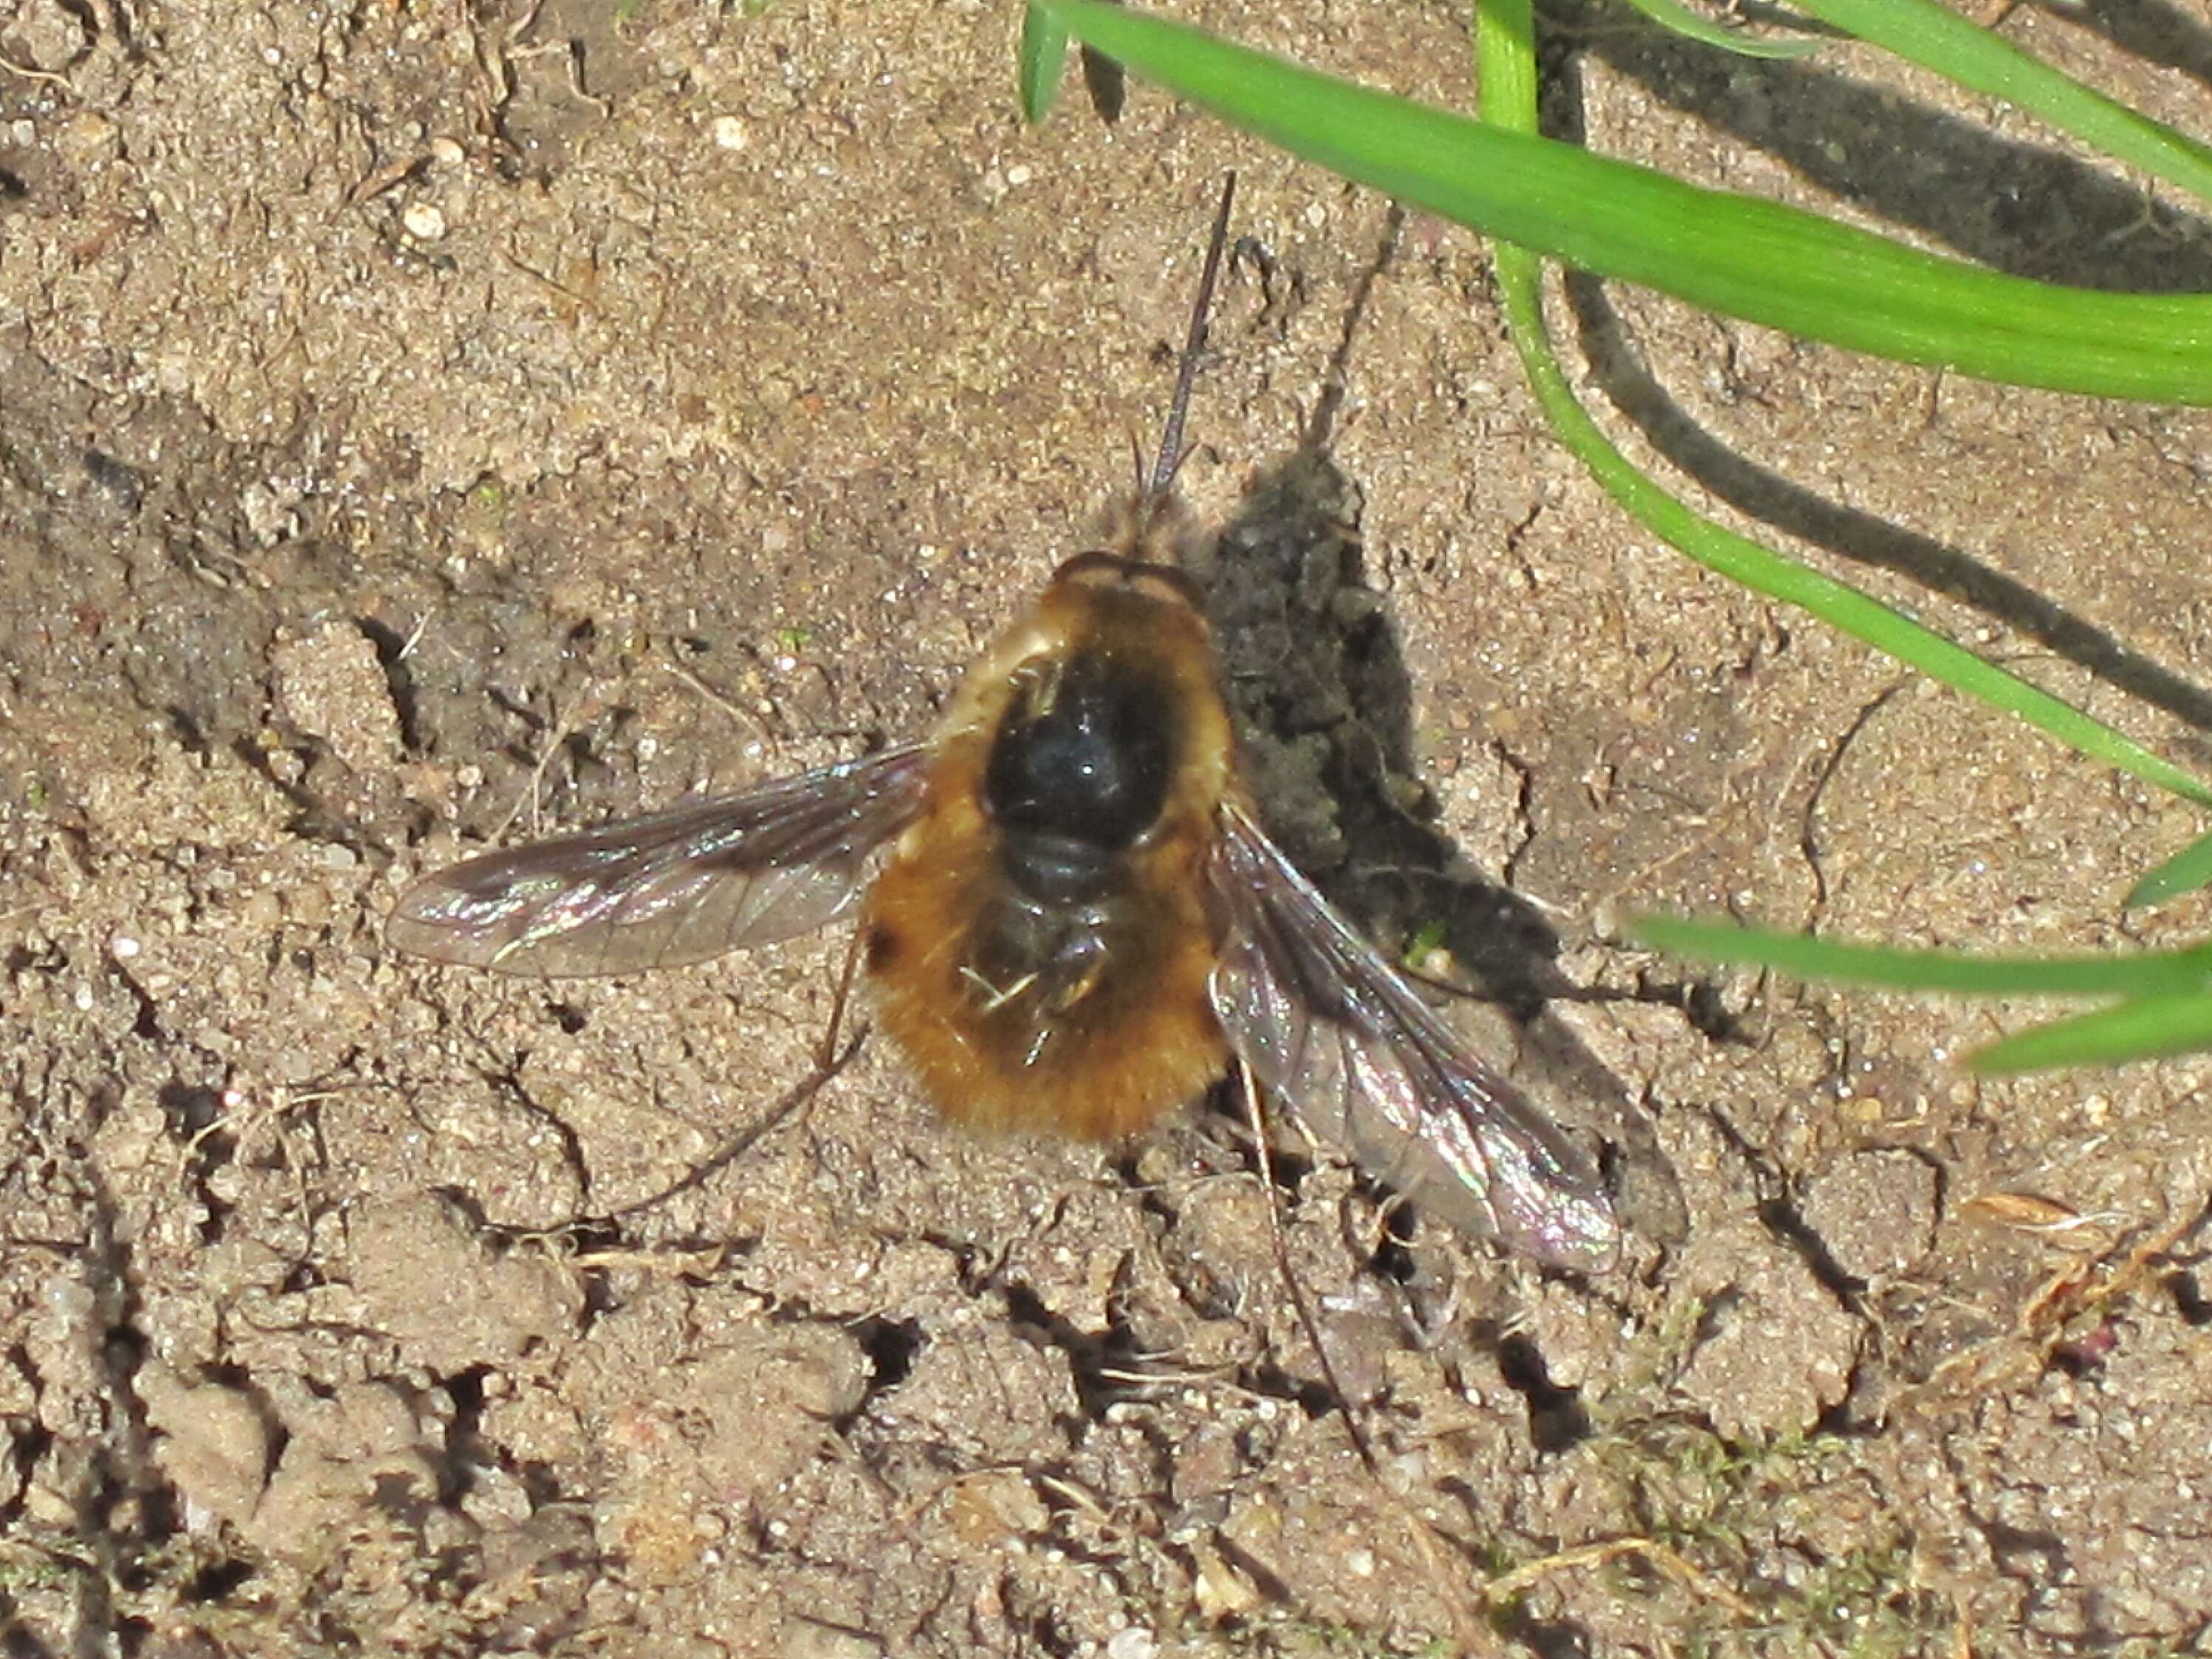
[1145,171,1237,504]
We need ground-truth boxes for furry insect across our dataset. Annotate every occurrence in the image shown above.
[386,179,1619,1274]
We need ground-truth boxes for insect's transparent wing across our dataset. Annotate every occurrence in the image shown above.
[386,745,930,978]
[1207,801,1618,1272]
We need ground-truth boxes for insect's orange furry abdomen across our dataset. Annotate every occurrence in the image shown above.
[863,772,1229,1143]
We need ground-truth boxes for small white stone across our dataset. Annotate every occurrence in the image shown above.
[401,201,447,241]
[710,114,748,151]
[111,935,141,960]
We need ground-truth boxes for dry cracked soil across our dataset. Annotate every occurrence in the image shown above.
[3,0,2212,1655]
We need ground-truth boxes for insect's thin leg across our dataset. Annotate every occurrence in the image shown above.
[567,903,873,1232]
[1234,1063,1488,1656]
[1234,1062,1364,1424]
[818,918,868,1073]
[600,1030,865,1226]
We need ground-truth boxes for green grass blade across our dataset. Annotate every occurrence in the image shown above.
[1631,915,2212,997]
[1494,289,2212,803]
[1616,0,1817,61]
[1018,2,1072,123]
[1972,994,2212,1071]
[1464,0,2212,809]
[1037,0,2212,404]
[1474,0,2212,1071]
[2127,829,2212,907]
[1793,0,2212,210]
[1632,914,2212,1071]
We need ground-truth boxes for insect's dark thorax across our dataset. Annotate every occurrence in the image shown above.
[967,640,1175,1020]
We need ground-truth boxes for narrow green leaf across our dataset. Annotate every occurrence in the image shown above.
[1019,2,1071,124]
[1972,994,2212,1071]
[1793,0,2212,210]
[1494,279,2212,802]
[1471,0,2212,808]
[1482,0,2212,1076]
[1618,0,1818,61]
[2127,828,2212,908]
[1630,915,2212,997]
[1037,0,2212,404]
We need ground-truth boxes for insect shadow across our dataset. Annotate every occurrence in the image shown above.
[1188,440,1686,1265]
[1185,227,1683,1263]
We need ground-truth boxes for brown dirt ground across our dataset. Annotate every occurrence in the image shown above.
[4,0,2212,1654]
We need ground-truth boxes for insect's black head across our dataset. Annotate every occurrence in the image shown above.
[983,649,1173,856]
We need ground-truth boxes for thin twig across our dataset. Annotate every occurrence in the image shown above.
[0,52,69,86]
[1478,1536,1758,1621]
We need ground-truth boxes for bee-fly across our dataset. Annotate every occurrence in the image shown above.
[387,176,1619,1274]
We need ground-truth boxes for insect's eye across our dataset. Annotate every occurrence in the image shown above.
[983,653,1172,850]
